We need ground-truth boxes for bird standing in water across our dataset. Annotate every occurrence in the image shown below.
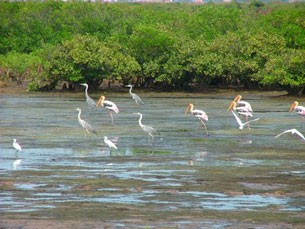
[76,108,97,137]
[13,139,22,153]
[185,103,209,136]
[134,112,158,144]
[126,84,144,106]
[80,83,96,112]
[96,95,119,124]
[104,136,118,155]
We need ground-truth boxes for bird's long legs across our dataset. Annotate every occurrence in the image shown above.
[200,120,209,136]
[301,117,305,129]
[109,111,114,124]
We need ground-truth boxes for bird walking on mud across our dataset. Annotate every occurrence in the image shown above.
[185,103,209,136]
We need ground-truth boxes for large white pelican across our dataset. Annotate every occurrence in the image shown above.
[185,103,209,136]
[275,128,305,141]
[96,95,119,124]
[289,101,305,126]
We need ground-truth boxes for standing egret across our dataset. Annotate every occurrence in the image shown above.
[104,136,118,154]
[76,108,97,136]
[80,83,96,111]
[289,101,305,127]
[185,103,209,136]
[231,110,260,130]
[96,95,119,124]
[13,139,22,153]
[126,84,144,105]
[134,112,158,143]
[275,128,305,141]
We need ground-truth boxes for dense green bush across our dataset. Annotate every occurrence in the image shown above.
[0,1,304,94]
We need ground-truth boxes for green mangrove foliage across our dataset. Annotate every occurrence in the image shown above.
[0,1,304,94]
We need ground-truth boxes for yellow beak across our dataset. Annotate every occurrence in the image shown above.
[96,96,105,108]
[289,101,298,112]
[228,101,236,111]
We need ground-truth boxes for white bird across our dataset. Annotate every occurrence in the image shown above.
[231,110,260,130]
[96,95,119,124]
[76,108,97,136]
[13,139,22,152]
[289,101,305,127]
[104,136,118,154]
[233,95,253,113]
[185,103,209,136]
[228,101,253,130]
[275,128,305,141]
[134,112,158,143]
[80,83,96,111]
[126,84,144,105]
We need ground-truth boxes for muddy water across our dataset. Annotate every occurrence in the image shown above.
[1,91,305,228]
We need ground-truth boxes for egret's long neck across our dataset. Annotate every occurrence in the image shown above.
[78,109,82,122]
[138,114,143,128]
[129,86,132,95]
[85,86,89,99]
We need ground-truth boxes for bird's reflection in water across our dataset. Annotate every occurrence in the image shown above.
[13,159,22,170]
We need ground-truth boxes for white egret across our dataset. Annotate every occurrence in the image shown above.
[96,95,119,124]
[275,128,305,141]
[185,103,209,136]
[104,136,118,154]
[126,84,144,105]
[80,83,96,111]
[76,108,97,136]
[13,139,22,152]
[231,110,260,130]
[134,112,158,143]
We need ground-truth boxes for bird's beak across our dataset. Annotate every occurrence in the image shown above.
[185,105,190,114]
[233,95,241,102]
[289,101,297,112]
[96,96,104,108]
[228,101,235,111]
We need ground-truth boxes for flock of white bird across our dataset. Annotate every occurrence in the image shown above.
[12,84,305,155]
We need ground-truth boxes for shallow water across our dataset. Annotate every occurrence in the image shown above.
[1,91,305,227]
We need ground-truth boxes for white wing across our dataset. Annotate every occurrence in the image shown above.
[275,128,305,141]
[231,110,243,127]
